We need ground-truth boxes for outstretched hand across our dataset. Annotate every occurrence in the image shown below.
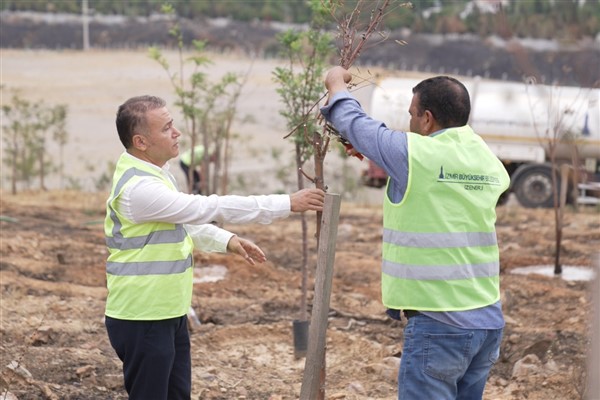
[226,236,267,265]
[290,188,325,213]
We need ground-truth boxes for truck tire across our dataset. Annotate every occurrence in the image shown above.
[513,165,556,208]
[496,190,510,206]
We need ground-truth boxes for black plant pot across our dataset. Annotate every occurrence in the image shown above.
[292,319,310,359]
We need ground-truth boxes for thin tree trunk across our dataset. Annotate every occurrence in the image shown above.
[11,152,17,195]
[219,94,239,195]
[221,125,231,195]
[296,141,309,321]
[551,152,562,275]
[187,119,197,194]
[59,145,64,189]
[39,147,46,191]
[201,121,211,195]
[570,146,581,212]
[313,130,326,239]
[212,138,221,195]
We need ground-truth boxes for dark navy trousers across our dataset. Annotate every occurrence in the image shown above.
[105,315,191,400]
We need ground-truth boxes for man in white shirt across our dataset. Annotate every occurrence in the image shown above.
[104,95,325,400]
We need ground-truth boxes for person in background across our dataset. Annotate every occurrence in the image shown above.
[105,95,325,400]
[321,66,509,400]
[179,143,205,194]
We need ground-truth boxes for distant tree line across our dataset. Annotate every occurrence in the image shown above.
[2,0,599,40]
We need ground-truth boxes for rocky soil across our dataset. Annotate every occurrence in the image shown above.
[1,190,599,399]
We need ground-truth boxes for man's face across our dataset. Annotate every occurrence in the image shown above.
[139,106,181,166]
[408,93,427,135]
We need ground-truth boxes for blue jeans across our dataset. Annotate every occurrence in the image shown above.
[398,314,502,400]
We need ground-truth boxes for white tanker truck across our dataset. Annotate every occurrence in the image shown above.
[365,76,600,208]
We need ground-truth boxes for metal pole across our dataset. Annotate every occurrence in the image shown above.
[586,253,600,399]
[82,0,90,51]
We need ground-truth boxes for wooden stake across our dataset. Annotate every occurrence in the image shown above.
[586,253,600,399]
[299,193,341,400]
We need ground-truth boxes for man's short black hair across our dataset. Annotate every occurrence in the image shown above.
[115,95,166,149]
[412,76,471,128]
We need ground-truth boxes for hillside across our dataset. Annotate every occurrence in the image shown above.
[1,11,599,87]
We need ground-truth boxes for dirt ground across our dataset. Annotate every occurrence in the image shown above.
[0,190,599,400]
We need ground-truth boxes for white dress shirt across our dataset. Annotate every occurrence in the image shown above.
[116,152,292,253]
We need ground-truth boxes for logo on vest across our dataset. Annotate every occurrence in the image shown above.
[438,166,501,191]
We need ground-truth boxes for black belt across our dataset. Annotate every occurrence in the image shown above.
[403,310,421,319]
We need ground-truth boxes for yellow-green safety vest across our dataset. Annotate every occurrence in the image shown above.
[179,145,205,167]
[382,126,510,311]
[104,153,195,320]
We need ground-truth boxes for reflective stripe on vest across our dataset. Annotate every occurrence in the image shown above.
[383,229,497,249]
[381,126,510,311]
[106,254,193,276]
[382,259,499,280]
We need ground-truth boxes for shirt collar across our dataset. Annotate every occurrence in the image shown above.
[123,151,171,172]
[430,128,448,137]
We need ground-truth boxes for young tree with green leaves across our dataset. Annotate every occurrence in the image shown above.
[149,4,245,195]
[274,1,404,394]
[273,23,333,326]
[1,91,68,194]
[49,104,68,188]
[307,0,404,228]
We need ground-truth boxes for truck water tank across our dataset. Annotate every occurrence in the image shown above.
[370,76,600,162]
[369,76,600,208]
